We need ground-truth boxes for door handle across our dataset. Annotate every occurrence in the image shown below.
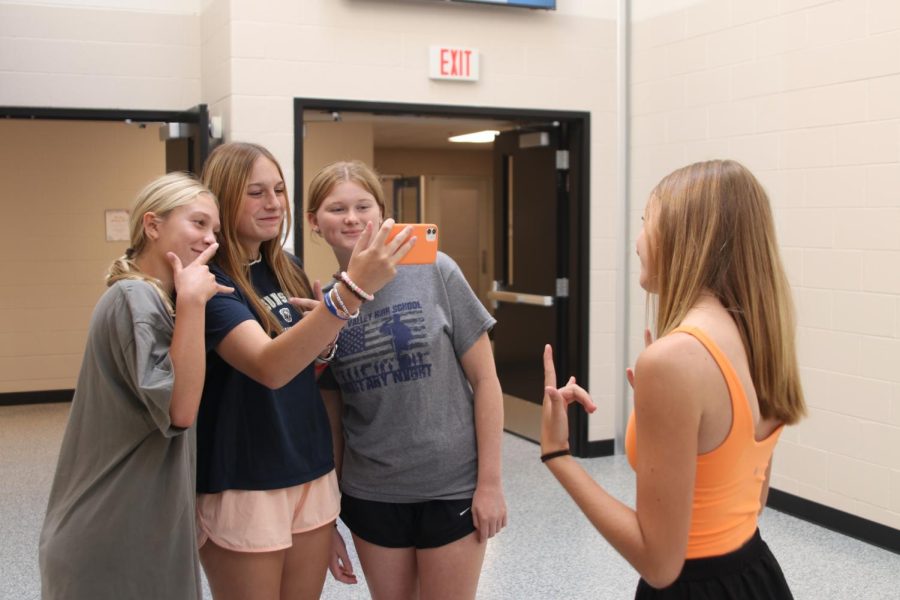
[505,155,515,287]
[486,279,555,310]
[486,290,554,307]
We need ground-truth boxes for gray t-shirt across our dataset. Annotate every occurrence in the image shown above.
[324,252,495,502]
[39,280,201,600]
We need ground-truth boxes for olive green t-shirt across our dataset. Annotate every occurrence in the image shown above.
[39,280,201,600]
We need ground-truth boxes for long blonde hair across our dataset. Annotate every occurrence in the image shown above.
[649,160,805,424]
[106,172,215,314]
[202,142,312,336]
[306,159,386,216]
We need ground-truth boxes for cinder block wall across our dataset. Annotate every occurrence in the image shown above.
[629,0,900,530]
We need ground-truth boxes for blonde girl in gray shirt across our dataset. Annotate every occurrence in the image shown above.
[39,172,232,600]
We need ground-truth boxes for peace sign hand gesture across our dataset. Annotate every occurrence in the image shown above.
[540,344,597,455]
[167,243,234,305]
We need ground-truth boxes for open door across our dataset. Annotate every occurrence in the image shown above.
[392,176,424,222]
[292,98,593,454]
[490,126,583,451]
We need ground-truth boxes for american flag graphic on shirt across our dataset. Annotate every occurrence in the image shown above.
[332,299,433,393]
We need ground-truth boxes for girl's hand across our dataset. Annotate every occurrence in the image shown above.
[472,483,508,542]
[540,344,597,455]
[168,243,233,303]
[288,279,324,316]
[344,219,415,295]
[329,527,358,585]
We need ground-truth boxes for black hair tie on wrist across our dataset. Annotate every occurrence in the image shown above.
[541,449,571,463]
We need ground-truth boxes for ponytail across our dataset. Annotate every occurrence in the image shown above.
[106,252,174,315]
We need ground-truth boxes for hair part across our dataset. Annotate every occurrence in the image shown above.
[106,171,215,314]
[649,159,805,424]
[306,160,386,218]
[202,142,312,336]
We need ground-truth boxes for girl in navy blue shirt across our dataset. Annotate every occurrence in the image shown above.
[196,142,413,599]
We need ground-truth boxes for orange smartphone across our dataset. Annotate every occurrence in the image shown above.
[387,223,438,264]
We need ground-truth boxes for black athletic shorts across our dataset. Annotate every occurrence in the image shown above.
[340,493,476,549]
[635,529,794,599]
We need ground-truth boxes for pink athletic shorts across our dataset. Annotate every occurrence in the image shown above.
[196,470,340,552]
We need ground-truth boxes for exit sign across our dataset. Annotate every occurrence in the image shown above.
[429,46,480,81]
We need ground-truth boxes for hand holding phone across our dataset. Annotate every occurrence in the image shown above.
[387,223,438,264]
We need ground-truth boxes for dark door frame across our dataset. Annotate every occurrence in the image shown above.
[294,98,605,457]
[0,104,211,407]
[0,105,212,174]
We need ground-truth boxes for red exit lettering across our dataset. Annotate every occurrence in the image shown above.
[440,48,472,78]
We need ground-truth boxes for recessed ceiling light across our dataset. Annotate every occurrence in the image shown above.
[448,130,500,143]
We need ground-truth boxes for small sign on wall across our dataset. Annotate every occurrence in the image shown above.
[105,209,130,242]
[429,46,480,81]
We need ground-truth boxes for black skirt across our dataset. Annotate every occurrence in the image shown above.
[635,529,793,600]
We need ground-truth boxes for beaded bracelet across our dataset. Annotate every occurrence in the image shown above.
[322,289,349,321]
[339,271,374,302]
[330,284,360,320]
[329,288,355,320]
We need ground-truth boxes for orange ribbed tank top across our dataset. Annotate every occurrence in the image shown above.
[625,326,782,559]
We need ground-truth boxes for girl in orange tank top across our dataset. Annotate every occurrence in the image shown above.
[540,160,805,599]
[625,325,782,559]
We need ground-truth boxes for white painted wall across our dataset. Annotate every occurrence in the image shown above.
[629,0,900,530]
[0,2,201,109]
[0,0,200,13]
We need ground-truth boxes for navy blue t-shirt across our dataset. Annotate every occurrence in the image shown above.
[195,257,334,494]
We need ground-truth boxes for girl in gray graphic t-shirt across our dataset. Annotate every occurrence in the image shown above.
[308,160,508,600]
[39,173,231,600]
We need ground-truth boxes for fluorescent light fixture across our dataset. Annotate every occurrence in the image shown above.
[448,130,500,143]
